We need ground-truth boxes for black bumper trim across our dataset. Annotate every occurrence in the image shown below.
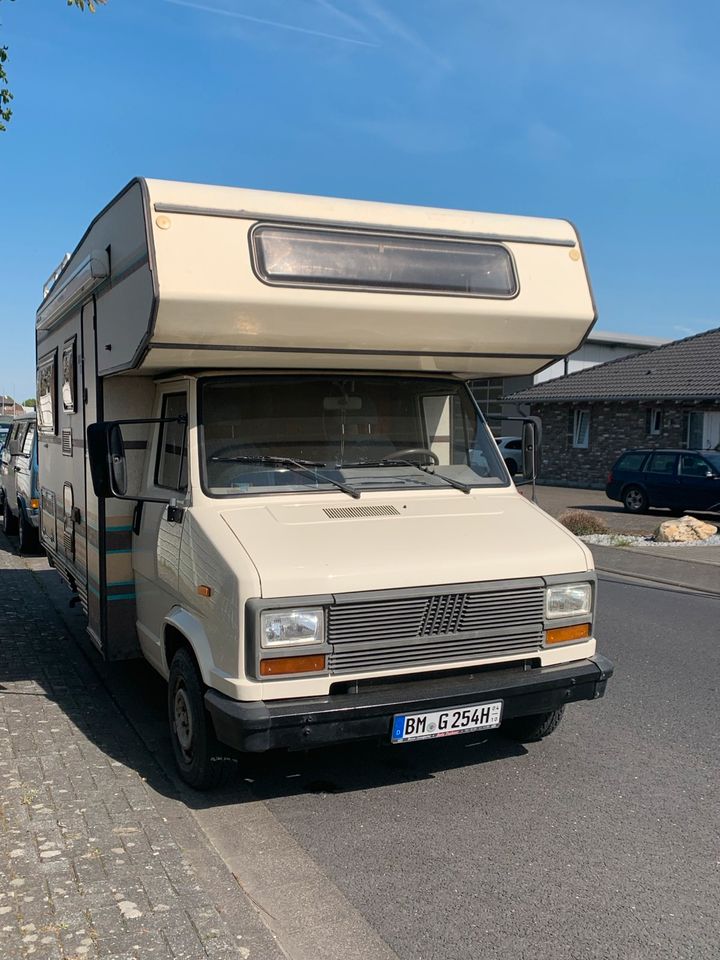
[205,654,614,753]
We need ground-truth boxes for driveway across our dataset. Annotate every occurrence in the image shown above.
[529,484,719,536]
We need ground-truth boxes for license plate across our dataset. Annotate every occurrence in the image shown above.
[391,700,503,744]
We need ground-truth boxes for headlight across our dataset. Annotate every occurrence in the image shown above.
[260,608,324,648]
[545,583,592,619]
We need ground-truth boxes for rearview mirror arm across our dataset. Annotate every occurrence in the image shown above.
[87,415,188,508]
[484,414,542,501]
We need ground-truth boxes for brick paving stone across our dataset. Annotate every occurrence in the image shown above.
[0,533,284,960]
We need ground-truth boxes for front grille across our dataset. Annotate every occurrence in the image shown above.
[327,584,544,674]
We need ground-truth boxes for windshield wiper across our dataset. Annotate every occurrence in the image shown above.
[339,458,472,495]
[210,455,360,500]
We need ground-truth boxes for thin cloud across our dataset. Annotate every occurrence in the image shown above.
[357,0,451,70]
[164,0,380,47]
[315,0,376,40]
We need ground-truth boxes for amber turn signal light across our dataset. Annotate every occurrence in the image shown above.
[196,585,213,597]
[546,623,591,645]
[260,654,326,677]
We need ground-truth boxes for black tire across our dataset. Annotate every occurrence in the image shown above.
[504,458,518,476]
[2,499,18,536]
[503,706,565,743]
[622,485,648,513]
[18,508,39,555]
[168,647,232,790]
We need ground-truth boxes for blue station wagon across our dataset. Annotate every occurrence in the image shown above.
[606,449,720,514]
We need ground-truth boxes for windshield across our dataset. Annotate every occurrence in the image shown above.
[200,375,509,497]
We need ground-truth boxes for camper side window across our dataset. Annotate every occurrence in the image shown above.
[155,393,188,492]
[37,352,57,435]
[62,339,77,413]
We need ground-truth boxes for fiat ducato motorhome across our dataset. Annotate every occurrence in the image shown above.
[36,179,612,787]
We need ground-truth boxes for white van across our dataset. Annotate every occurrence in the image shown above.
[36,179,612,788]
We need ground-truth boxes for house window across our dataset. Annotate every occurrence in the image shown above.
[62,338,77,413]
[471,378,505,427]
[646,407,663,436]
[572,409,590,448]
[683,411,704,449]
[36,351,57,435]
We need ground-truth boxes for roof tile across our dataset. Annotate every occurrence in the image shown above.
[504,327,720,403]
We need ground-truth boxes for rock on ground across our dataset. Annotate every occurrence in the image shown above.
[654,515,718,542]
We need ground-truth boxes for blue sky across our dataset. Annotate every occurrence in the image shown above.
[1,0,718,401]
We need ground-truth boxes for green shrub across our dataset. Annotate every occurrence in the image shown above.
[557,509,609,537]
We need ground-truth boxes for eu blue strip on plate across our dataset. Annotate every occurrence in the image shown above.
[392,716,406,740]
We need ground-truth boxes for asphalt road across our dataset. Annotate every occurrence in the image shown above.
[235,577,720,960]
[33,561,720,960]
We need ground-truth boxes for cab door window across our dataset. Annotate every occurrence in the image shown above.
[21,423,35,457]
[679,454,710,478]
[9,422,27,456]
[645,452,677,475]
[155,393,188,491]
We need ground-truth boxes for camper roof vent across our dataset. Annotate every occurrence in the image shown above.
[324,504,400,520]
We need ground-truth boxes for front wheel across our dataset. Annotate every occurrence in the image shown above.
[18,510,38,554]
[503,706,565,742]
[168,647,232,790]
[623,485,648,513]
[2,499,18,536]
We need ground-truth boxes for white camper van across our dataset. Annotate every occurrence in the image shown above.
[36,179,612,788]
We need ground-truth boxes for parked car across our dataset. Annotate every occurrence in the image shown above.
[495,436,523,475]
[0,413,40,552]
[606,448,720,514]
[0,422,10,451]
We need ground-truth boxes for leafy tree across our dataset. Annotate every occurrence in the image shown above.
[1,0,106,132]
[22,398,36,408]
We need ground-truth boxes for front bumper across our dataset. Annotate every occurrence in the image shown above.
[205,654,614,753]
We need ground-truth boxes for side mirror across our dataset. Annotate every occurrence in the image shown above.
[87,414,187,513]
[521,417,542,480]
[87,422,127,497]
[109,424,127,496]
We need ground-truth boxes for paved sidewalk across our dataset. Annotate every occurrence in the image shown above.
[0,533,284,960]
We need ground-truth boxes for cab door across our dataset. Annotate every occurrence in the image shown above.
[2,422,26,512]
[642,452,679,507]
[132,388,189,671]
[677,453,720,511]
[16,422,36,514]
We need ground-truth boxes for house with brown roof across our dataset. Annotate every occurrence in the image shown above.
[472,329,668,433]
[504,327,720,488]
[0,396,25,418]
